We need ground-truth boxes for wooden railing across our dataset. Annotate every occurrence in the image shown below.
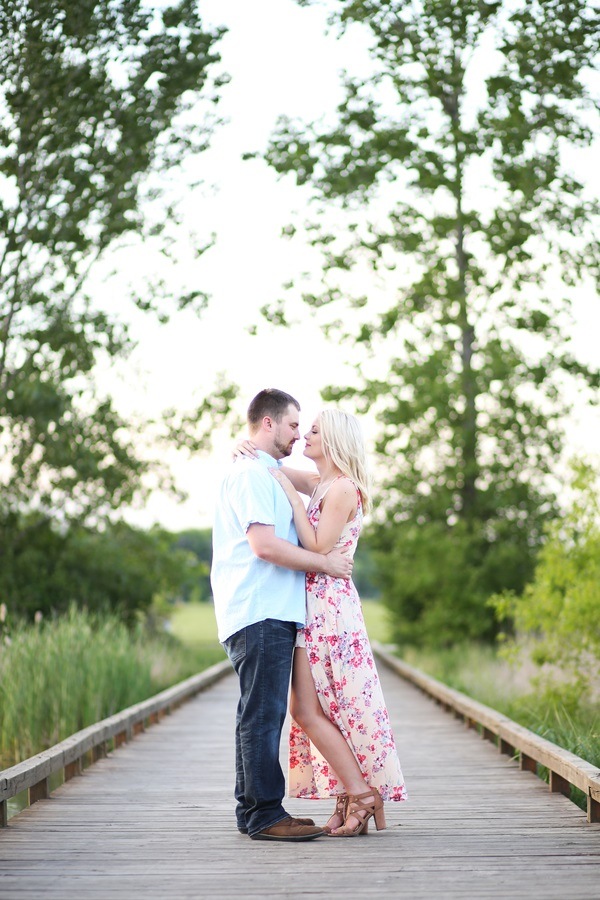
[373,643,600,824]
[4,646,599,828]
[0,658,232,827]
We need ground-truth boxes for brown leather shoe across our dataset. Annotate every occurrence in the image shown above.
[250,816,324,841]
[238,816,314,835]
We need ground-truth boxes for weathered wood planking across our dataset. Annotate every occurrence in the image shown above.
[0,664,598,899]
[373,644,600,824]
[0,659,232,826]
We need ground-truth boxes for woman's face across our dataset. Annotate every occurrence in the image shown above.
[303,418,323,461]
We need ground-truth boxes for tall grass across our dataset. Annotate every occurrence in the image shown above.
[402,642,600,807]
[0,606,225,769]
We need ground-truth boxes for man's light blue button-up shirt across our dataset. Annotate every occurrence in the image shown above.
[210,450,306,643]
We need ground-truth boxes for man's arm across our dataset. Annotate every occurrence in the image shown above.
[247,524,352,579]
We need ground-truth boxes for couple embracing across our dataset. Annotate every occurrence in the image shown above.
[211,388,407,842]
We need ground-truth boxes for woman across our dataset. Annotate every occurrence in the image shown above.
[238,409,406,836]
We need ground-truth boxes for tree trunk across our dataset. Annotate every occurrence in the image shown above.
[450,84,478,525]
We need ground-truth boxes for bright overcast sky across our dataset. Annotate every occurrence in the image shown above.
[95,0,600,531]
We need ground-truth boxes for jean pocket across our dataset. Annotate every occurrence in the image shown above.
[224,629,246,667]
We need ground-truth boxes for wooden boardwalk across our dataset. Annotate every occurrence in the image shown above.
[1,663,599,899]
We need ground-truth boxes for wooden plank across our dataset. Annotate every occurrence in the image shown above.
[374,644,600,808]
[0,659,231,806]
[0,665,598,900]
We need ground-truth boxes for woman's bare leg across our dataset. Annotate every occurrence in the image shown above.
[290,648,375,832]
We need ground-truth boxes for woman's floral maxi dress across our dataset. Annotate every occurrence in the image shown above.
[288,477,407,803]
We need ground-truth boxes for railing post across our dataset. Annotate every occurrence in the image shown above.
[373,645,600,827]
[65,757,83,781]
[589,790,600,824]
[93,741,107,762]
[29,777,49,805]
[549,771,570,797]
[520,752,537,774]
[1,799,7,827]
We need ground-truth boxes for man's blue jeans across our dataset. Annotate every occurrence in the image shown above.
[223,618,297,837]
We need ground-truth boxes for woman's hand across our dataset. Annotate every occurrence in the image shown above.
[232,439,259,461]
[269,467,296,499]
[269,467,318,550]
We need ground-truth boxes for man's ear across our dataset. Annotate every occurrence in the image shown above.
[262,415,274,431]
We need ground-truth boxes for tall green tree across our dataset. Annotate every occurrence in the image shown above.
[0,0,232,531]
[262,0,600,645]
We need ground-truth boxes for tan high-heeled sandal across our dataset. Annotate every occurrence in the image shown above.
[327,787,385,837]
[322,793,348,834]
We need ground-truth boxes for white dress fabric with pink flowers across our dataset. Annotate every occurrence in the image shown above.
[288,477,407,803]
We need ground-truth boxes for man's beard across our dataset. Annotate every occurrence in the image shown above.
[273,437,294,458]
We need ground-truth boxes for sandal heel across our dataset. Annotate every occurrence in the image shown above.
[374,804,386,831]
[327,787,384,838]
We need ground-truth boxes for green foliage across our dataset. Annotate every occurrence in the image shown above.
[172,528,213,602]
[350,532,380,599]
[0,606,225,768]
[0,1,236,531]
[375,519,535,647]
[262,0,600,645]
[492,459,600,697]
[0,515,205,621]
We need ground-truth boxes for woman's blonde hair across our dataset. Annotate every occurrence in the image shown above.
[318,409,372,513]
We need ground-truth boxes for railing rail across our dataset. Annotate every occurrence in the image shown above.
[0,658,232,827]
[373,642,600,824]
[4,646,599,828]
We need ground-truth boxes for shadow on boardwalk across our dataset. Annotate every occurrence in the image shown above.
[0,663,599,899]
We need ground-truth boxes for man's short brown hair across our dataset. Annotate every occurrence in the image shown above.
[247,389,300,429]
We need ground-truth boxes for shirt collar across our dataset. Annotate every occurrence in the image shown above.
[256,450,283,468]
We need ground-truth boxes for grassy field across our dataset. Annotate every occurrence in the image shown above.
[169,599,393,648]
[169,600,220,646]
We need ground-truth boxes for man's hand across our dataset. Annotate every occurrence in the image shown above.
[323,547,353,579]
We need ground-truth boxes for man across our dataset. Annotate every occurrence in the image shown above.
[211,388,353,841]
